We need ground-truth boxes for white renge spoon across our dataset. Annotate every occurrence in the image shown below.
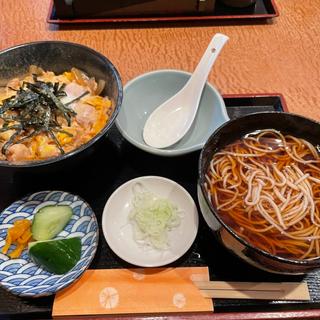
[143,33,229,149]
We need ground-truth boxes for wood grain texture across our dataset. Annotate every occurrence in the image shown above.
[1,0,320,120]
[1,1,320,319]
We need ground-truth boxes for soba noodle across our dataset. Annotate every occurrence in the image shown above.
[205,129,320,260]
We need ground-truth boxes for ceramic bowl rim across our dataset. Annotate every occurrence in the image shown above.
[115,69,227,157]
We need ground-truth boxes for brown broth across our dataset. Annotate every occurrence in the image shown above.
[206,130,320,260]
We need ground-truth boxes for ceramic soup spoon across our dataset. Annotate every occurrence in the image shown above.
[143,33,229,149]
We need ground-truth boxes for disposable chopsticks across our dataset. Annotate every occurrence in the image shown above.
[193,281,310,300]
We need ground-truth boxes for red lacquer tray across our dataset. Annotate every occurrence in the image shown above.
[4,93,320,320]
[47,0,278,25]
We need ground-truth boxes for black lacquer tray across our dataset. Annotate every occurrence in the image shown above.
[47,0,278,25]
[2,94,320,319]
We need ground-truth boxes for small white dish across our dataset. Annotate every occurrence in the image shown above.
[102,176,199,267]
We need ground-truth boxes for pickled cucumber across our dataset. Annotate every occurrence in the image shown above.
[28,237,81,274]
[32,205,73,241]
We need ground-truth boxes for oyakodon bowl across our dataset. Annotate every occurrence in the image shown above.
[0,41,123,173]
[198,112,320,274]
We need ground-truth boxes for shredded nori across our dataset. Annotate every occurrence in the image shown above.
[0,76,83,156]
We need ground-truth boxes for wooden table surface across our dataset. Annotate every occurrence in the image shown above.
[1,0,320,319]
[1,0,320,120]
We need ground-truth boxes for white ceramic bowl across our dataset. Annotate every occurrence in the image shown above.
[102,176,199,267]
[116,69,228,157]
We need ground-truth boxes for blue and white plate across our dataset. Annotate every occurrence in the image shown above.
[0,190,99,297]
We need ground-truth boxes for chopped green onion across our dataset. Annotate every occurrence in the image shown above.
[129,184,182,250]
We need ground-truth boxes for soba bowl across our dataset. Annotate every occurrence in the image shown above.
[0,41,123,174]
[198,112,320,274]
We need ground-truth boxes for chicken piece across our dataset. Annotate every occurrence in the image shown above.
[0,88,10,101]
[61,81,88,104]
[72,102,98,127]
[6,78,20,90]
[0,129,17,142]
[38,71,57,83]
[7,144,32,162]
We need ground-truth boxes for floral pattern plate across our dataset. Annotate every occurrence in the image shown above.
[0,190,98,297]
